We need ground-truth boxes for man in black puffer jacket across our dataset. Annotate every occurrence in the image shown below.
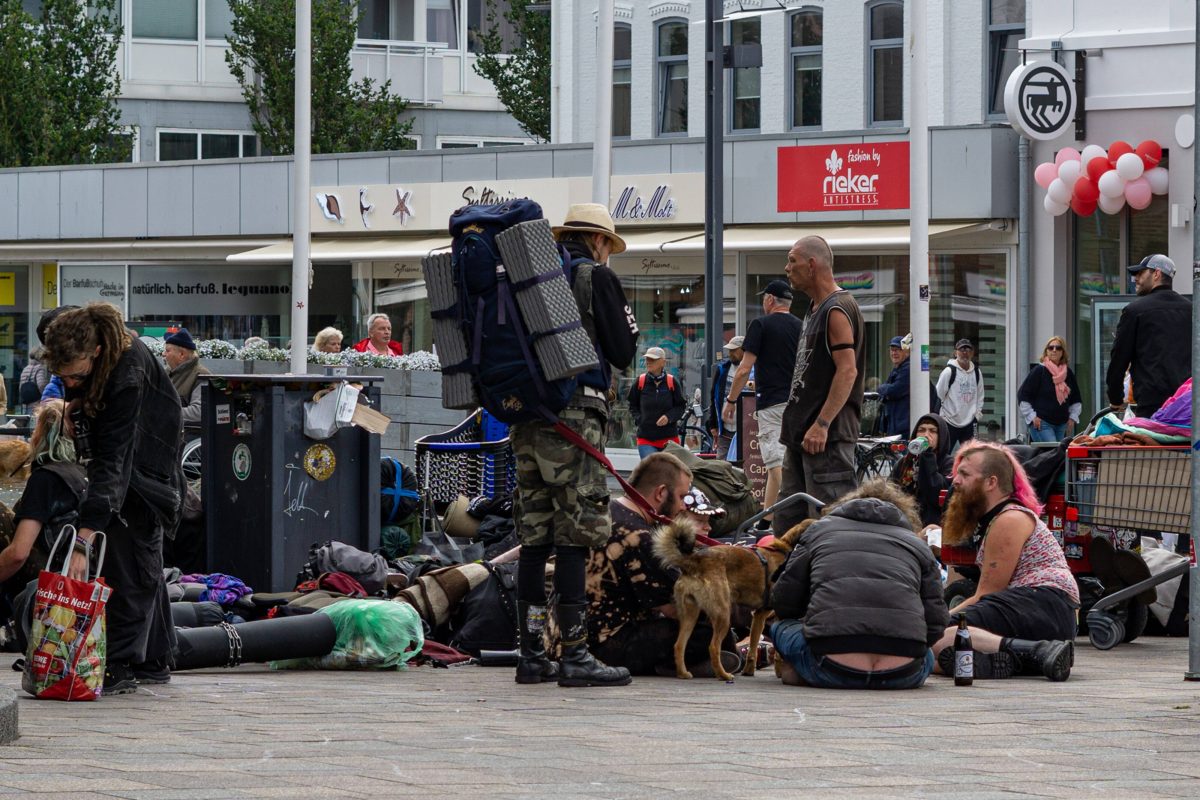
[770,480,948,689]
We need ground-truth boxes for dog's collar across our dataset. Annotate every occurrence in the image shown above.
[752,548,772,609]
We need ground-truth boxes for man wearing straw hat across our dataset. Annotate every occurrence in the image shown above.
[510,203,640,688]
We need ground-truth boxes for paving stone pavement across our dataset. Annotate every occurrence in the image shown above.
[0,638,1198,799]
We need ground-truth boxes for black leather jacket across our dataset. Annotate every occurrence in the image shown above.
[1106,286,1192,415]
[76,338,184,534]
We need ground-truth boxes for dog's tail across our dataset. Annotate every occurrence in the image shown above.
[652,518,699,571]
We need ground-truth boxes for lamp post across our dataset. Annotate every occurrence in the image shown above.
[290,0,311,375]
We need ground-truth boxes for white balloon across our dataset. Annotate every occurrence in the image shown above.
[1057,159,1083,185]
[1097,193,1126,215]
[1115,152,1145,181]
[1080,144,1107,165]
[1047,178,1072,204]
[1043,194,1069,215]
[1145,166,1169,195]
[1097,170,1126,198]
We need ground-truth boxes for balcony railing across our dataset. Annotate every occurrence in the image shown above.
[351,39,445,105]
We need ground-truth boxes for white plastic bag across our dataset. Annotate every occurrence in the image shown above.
[304,382,359,440]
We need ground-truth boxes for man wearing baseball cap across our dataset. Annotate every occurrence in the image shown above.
[722,279,803,518]
[1106,254,1191,418]
[875,334,911,437]
[707,335,747,459]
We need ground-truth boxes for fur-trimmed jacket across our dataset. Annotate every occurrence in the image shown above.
[771,497,948,658]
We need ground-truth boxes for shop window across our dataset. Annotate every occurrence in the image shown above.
[867,0,903,126]
[656,19,688,136]
[613,23,632,138]
[986,0,1024,118]
[374,274,432,355]
[729,18,760,132]
[789,8,822,129]
[0,265,32,415]
[133,0,197,40]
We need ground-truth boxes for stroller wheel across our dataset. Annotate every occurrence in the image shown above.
[1087,609,1124,651]
[1122,600,1149,643]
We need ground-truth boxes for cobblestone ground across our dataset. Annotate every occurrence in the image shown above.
[0,638,1198,799]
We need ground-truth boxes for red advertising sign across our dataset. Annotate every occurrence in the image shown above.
[777,141,910,212]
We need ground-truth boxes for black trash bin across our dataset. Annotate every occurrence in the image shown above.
[200,375,382,593]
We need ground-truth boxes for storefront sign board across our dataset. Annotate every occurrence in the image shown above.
[1003,60,1075,141]
[60,265,126,309]
[777,142,910,212]
[41,263,57,310]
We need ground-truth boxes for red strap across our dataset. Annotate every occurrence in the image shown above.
[553,420,672,526]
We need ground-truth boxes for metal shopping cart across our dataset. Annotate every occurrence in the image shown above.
[413,409,517,535]
[1064,443,1192,649]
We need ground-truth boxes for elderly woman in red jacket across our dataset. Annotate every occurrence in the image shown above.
[352,313,403,356]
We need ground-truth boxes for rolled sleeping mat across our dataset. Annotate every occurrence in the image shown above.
[422,251,478,410]
[171,600,226,629]
[172,614,337,671]
[179,583,207,602]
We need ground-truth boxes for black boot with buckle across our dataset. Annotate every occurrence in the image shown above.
[556,604,631,687]
[515,602,559,685]
[1000,638,1074,681]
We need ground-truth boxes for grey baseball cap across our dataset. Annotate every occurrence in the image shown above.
[1128,254,1176,277]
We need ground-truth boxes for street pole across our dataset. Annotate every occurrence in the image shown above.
[592,0,613,205]
[290,0,311,375]
[1018,137,1031,427]
[703,0,724,400]
[1186,0,1200,681]
[907,0,930,412]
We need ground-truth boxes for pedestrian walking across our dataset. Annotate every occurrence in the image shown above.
[627,347,686,458]
[1018,336,1081,442]
[876,334,911,436]
[707,336,745,459]
[1106,254,1191,418]
[772,236,865,534]
[935,339,985,451]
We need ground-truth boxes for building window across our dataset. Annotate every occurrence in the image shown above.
[867,0,903,126]
[427,0,458,48]
[467,0,520,54]
[986,0,1024,117]
[104,127,140,163]
[613,23,632,138]
[656,19,688,135]
[435,136,526,148]
[729,18,760,131]
[205,0,234,40]
[789,8,822,129]
[357,0,391,40]
[132,0,198,40]
[157,130,258,162]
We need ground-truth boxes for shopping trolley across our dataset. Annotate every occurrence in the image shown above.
[413,409,517,535]
[1064,443,1192,649]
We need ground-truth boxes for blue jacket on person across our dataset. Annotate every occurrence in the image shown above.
[41,375,64,402]
[876,356,910,437]
[707,358,735,436]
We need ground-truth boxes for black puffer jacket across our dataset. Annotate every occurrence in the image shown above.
[771,497,948,657]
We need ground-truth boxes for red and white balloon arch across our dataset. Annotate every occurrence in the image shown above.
[1035,140,1168,217]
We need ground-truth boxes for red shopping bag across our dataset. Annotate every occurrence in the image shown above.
[22,528,110,701]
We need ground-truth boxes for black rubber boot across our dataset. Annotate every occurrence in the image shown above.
[936,646,1016,679]
[556,604,631,687]
[515,602,559,684]
[1001,638,1073,682]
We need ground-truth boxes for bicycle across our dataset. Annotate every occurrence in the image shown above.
[677,390,715,455]
[854,437,905,482]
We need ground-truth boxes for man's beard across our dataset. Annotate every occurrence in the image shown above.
[941,482,990,545]
[657,488,678,516]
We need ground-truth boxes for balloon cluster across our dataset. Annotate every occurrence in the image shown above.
[1035,141,1168,217]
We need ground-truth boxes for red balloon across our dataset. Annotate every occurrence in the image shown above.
[1071,196,1098,217]
[1136,139,1162,169]
[1073,176,1100,204]
[1108,141,1134,167]
[1086,156,1110,183]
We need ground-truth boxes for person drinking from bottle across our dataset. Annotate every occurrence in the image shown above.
[889,413,953,528]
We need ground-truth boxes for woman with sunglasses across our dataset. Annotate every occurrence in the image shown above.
[40,302,184,695]
[1017,336,1082,443]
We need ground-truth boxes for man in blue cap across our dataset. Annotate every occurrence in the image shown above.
[164,328,211,432]
[1106,254,1191,418]
[875,334,911,436]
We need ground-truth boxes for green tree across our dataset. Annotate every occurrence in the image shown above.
[473,1,550,143]
[226,0,414,155]
[0,0,128,168]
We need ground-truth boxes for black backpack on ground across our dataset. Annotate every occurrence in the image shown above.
[444,561,518,657]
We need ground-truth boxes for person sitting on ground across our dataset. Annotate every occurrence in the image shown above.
[770,479,948,690]
[889,413,953,527]
[577,452,737,676]
[352,313,403,356]
[931,441,1078,681]
[681,487,725,538]
[164,328,211,431]
[312,327,344,354]
[0,401,86,625]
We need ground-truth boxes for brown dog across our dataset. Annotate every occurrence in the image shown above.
[653,518,811,680]
[0,439,30,480]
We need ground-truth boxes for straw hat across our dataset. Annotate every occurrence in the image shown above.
[552,203,627,254]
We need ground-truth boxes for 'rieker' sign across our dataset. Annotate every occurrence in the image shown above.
[777,141,910,212]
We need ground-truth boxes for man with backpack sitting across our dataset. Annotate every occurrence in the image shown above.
[627,347,686,458]
[510,203,640,688]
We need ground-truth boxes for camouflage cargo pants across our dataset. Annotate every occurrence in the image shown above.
[509,407,611,548]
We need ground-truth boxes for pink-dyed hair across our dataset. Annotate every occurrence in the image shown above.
[951,440,1044,516]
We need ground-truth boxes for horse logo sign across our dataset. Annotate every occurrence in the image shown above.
[1004,60,1075,141]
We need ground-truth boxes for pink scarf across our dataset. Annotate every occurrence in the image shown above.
[1042,357,1069,405]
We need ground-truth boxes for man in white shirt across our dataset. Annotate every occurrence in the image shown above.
[935,339,984,452]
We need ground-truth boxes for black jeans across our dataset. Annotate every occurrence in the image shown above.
[101,495,176,666]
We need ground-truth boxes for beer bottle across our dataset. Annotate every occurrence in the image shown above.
[954,616,973,686]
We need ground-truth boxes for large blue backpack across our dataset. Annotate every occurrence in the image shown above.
[446,199,578,424]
